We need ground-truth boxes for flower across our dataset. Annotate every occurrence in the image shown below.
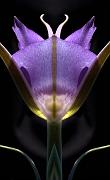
[0,15,110,121]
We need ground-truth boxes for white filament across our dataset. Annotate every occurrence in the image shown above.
[55,14,69,38]
[40,14,53,37]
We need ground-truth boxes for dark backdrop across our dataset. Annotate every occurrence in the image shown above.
[0,0,110,179]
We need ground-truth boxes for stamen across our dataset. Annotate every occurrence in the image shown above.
[40,14,53,38]
[55,14,69,38]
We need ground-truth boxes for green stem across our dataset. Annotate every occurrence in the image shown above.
[46,121,62,180]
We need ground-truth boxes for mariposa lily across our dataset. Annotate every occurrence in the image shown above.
[0,15,110,122]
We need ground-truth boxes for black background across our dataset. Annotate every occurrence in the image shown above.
[0,0,110,179]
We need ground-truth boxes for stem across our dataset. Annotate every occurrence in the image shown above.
[46,120,62,180]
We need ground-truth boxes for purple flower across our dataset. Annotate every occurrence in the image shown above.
[0,15,110,121]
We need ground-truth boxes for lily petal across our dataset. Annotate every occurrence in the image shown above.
[65,16,96,50]
[56,38,96,120]
[0,43,46,120]
[12,38,53,120]
[12,16,44,50]
[63,41,110,120]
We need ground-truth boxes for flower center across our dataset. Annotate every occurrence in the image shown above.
[45,96,63,112]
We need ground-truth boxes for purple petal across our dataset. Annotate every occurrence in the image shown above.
[12,16,44,50]
[12,37,97,120]
[20,66,32,87]
[56,38,96,118]
[12,39,53,119]
[65,16,96,50]
[77,66,88,87]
